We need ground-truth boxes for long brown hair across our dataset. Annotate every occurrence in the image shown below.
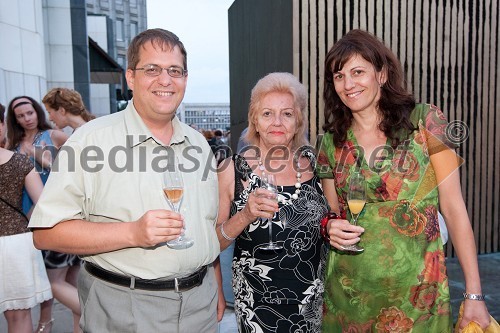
[323,29,416,147]
[6,96,52,149]
[42,88,95,122]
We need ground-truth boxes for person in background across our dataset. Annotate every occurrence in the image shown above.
[317,29,491,332]
[6,96,68,333]
[216,72,329,332]
[42,88,95,132]
[29,28,224,333]
[5,96,68,207]
[236,127,249,153]
[223,129,230,145]
[203,129,216,145]
[213,129,224,143]
[39,87,96,333]
[0,103,52,333]
[212,129,231,165]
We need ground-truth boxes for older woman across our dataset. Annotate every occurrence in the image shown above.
[216,72,329,332]
[317,29,491,332]
[42,87,95,131]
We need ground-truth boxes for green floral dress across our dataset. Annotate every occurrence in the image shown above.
[316,104,458,332]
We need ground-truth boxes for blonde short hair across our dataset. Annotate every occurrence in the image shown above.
[245,72,308,149]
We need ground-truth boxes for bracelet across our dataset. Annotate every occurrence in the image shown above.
[320,212,339,242]
[463,292,486,301]
[220,220,236,241]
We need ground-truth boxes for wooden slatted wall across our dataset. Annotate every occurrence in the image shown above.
[293,0,500,255]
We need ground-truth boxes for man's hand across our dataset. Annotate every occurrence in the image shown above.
[131,210,184,247]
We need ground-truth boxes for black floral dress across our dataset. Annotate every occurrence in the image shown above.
[230,149,329,333]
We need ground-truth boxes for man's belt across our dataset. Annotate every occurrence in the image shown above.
[84,262,207,292]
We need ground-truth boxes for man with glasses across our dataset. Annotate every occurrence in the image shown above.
[29,29,224,332]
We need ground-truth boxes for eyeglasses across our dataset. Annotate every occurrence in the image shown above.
[134,64,188,78]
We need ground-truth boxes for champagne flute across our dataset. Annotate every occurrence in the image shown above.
[345,172,366,253]
[258,173,282,251]
[163,167,194,249]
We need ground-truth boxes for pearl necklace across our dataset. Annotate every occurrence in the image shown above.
[258,159,303,202]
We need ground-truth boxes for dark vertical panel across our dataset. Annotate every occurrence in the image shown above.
[70,0,90,108]
[299,0,303,83]
[494,0,500,252]
[314,0,320,141]
[452,0,459,121]
[228,0,294,147]
[365,0,369,32]
[444,0,451,114]
[396,0,401,60]
[307,0,311,119]
[479,0,487,253]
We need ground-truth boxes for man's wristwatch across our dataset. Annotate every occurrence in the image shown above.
[463,292,486,301]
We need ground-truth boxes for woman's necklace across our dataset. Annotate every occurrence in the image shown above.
[31,131,43,145]
[257,158,303,203]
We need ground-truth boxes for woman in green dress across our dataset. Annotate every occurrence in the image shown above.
[317,29,491,332]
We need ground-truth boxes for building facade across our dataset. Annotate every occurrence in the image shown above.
[0,0,146,117]
[180,103,231,131]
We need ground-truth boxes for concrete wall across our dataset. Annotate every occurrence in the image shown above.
[228,0,294,150]
[0,0,47,103]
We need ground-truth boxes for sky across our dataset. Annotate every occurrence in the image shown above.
[146,0,235,103]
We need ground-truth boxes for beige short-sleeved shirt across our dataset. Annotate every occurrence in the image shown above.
[29,102,220,279]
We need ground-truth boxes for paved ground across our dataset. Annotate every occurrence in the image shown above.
[1,252,498,332]
[447,252,500,323]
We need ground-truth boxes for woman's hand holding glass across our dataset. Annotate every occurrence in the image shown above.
[344,172,366,252]
[258,174,282,250]
[326,218,364,251]
[242,187,279,222]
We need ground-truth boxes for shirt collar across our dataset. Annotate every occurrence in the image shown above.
[123,100,189,148]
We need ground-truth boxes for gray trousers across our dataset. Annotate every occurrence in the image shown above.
[78,265,218,333]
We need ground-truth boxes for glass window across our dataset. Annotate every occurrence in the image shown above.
[130,22,138,40]
[116,19,124,41]
[117,56,126,68]
[130,0,137,7]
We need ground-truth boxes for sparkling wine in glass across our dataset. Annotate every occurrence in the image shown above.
[259,173,282,251]
[345,172,366,253]
[163,167,194,249]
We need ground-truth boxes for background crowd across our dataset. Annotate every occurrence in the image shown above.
[1,89,92,333]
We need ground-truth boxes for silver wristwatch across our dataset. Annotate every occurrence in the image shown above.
[463,292,486,301]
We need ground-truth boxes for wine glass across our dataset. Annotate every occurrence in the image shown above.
[345,172,366,253]
[163,167,194,249]
[258,173,282,251]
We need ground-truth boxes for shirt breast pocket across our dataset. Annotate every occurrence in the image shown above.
[187,177,218,223]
